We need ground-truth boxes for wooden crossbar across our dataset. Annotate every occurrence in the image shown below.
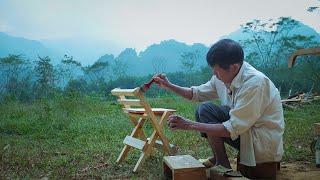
[123,136,146,150]
[117,99,141,106]
[111,88,140,96]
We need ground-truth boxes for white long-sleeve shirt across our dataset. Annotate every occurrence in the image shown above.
[191,62,284,166]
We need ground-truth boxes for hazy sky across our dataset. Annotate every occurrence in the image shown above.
[0,0,319,55]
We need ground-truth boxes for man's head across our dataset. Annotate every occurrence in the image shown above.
[206,39,244,84]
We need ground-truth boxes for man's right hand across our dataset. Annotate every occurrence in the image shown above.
[153,73,171,90]
[153,73,193,100]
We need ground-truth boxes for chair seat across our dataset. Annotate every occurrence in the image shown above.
[123,108,176,115]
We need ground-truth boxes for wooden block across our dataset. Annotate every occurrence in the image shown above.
[237,162,279,179]
[163,155,206,180]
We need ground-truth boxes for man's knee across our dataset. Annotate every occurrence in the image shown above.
[196,102,222,123]
[195,102,211,123]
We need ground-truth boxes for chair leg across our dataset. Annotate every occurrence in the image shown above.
[129,116,147,140]
[117,117,147,164]
[133,151,149,172]
[155,111,172,154]
[133,128,159,172]
[116,145,131,163]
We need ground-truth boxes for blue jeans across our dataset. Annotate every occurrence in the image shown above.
[195,102,240,150]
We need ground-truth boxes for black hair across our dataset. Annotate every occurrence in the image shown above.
[206,39,244,69]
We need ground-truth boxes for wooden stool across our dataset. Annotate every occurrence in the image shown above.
[111,88,177,172]
[163,155,206,180]
[236,154,280,179]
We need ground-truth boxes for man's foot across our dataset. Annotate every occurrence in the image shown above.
[199,156,216,168]
[210,165,233,173]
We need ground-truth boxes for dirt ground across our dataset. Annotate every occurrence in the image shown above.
[226,159,320,180]
[277,161,320,180]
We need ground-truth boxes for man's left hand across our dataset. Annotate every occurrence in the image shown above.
[167,115,194,130]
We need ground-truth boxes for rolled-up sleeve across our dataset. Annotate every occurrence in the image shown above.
[223,83,265,140]
[190,76,218,102]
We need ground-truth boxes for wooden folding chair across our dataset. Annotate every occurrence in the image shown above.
[111,87,177,172]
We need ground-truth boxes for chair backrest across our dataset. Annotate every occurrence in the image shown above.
[111,87,157,118]
[111,87,142,108]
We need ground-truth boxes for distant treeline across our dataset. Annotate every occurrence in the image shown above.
[0,17,319,103]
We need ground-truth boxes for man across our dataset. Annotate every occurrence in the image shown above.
[153,39,284,170]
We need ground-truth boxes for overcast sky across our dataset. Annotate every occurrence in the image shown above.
[0,0,319,54]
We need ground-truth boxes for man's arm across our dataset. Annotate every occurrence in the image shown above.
[153,75,193,100]
[167,115,230,137]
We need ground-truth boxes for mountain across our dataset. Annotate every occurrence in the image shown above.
[97,39,209,76]
[41,38,123,65]
[138,40,208,74]
[0,32,58,61]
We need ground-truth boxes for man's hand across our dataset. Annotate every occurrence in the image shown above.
[153,73,171,89]
[167,115,194,130]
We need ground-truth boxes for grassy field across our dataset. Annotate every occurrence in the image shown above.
[0,95,320,179]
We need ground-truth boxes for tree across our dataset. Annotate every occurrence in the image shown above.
[0,54,32,100]
[34,56,55,98]
[180,50,200,72]
[241,17,301,68]
[57,54,82,89]
[84,61,109,82]
[240,17,319,93]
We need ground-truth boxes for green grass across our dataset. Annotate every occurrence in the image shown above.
[0,96,319,178]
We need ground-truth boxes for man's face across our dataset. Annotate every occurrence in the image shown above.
[212,64,234,84]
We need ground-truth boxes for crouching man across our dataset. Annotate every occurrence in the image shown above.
[153,39,284,178]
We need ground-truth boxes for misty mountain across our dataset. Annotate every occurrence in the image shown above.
[41,38,123,65]
[97,40,209,76]
[1,19,319,77]
[0,32,57,60]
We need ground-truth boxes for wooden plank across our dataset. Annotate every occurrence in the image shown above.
[123,108,176,115]
[288,47,320,68]
[111,88,139,96]
[129,117,147,141]
[119,95,130,108]
[123,136,146,151]
[118,99,141,106]
[281,99,301,103]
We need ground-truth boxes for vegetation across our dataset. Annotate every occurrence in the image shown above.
[1,96,319,178]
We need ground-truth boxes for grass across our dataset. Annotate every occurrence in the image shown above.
[0,95,319,179]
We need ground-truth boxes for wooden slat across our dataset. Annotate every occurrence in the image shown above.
[281,99,301,103]
[118,99,141,106]
[111,88,140,96]
[288,47,320,68]
[123,108,176,115]
[147,138,178,155]
[123,136,146,151]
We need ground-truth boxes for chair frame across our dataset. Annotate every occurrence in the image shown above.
[111,87,176,172]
